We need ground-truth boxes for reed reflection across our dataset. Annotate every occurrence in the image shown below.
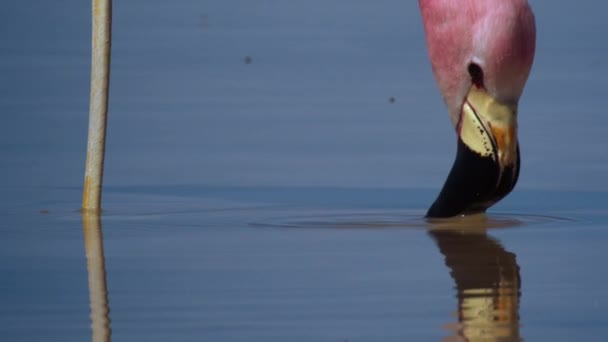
[82,213,112,342]
[430,226,520,341]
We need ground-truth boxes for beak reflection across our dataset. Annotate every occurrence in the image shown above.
[429,227,521,341]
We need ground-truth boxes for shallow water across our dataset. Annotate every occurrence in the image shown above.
[3,187,608,341]
[2,0,608,341]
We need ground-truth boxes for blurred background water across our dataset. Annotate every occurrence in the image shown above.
[1,0,608,341]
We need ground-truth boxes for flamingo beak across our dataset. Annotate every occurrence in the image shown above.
[427,86,520,218]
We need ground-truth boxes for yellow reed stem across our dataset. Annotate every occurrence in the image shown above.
[83,0,112,211]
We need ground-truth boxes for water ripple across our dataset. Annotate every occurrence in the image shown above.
[251,210,574,231]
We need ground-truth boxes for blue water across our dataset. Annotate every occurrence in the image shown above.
[1,0,608,341]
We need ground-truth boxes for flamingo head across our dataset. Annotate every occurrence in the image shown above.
[420,0,536,218]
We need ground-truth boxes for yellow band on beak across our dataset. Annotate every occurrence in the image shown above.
[459,86,518,168]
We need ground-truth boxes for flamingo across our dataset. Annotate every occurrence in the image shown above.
[419,0,536,218]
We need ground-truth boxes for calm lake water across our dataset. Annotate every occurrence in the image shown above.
[2,0,608,341]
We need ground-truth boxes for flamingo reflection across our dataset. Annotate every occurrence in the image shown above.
[430,229,520,341]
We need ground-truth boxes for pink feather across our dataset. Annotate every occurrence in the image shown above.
[419,0,536,126]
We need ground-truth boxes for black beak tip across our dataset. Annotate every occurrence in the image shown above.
[426,138,520,219]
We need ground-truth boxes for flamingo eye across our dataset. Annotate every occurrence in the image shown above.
[468,63,484,88]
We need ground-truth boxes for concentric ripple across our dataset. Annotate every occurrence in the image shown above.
[251,210,573,231]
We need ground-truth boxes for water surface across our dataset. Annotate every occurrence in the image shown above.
[1,1,608,341]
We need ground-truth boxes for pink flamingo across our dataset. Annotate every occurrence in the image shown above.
[419,0,536,217]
